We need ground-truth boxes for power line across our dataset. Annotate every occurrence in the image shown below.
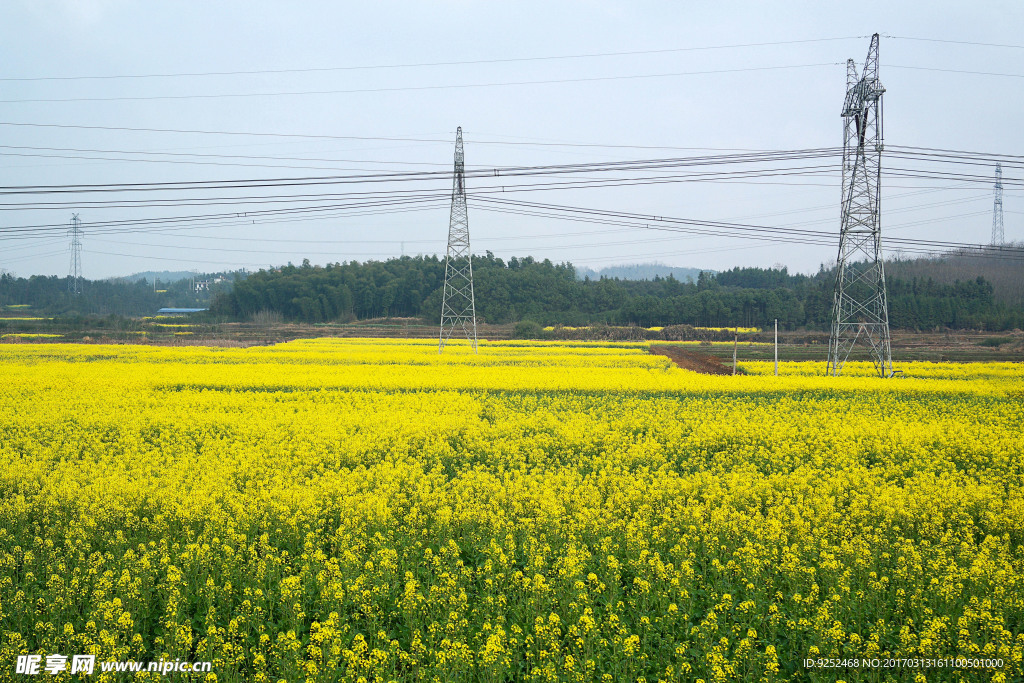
[473,196,1024,259]
[9,166,1019,214]
[0,37,864,82]
[886,35,1024,50]
[888,144,1024,163]
[0,122,815,154]
[1,133,1020,267]
[889,64,1024,79]
[5,61,1024,107]
[0,193,991,248]
[87,225,700,256]
[0,121,455,145]
[0,147,842,193]
[0,144,453,171]
[3,33,1016,98]
[7,144,1024,199]
[0,167,1005,239]
[0,248,69,266]
[83,248,268,268]
[6,121,1023,159]
[0,196,449,235]
[8,196,1017,269]
[0,63,840,104]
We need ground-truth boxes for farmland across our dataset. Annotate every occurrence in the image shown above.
[0,339,1022,681]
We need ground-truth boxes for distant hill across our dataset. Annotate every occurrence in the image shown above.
[575,263,711,282]
[112,271,199,284]
[112,270,244,284]
[884,244,1024,308]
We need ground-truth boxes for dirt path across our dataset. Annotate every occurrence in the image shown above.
[649,344,734,375]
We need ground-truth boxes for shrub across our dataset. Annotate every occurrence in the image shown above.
[513,320,543,339]
[978,336,1013,347]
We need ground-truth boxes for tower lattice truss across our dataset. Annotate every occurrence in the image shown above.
[827,34,893,378]
[992,163,1004,246]
[68,213,83,296]
[439,127,478,353]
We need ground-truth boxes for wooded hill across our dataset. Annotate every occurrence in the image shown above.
[210,252,1023,331]
[3,251,1018,330]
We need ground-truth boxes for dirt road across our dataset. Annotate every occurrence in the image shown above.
[648,345,734,375]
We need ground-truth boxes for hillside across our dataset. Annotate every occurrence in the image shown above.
[885,244,1024,308]
[575,263,708,282]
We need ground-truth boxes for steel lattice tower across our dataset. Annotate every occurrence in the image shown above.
[438,127,477,353]
[992,163,1004,246]
[827,34,893,378]
[68,213,83,295]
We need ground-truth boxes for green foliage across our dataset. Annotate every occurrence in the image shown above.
[210,257,1023,331]
[7,257,1012,331]
[978,336,1014,347]
[512,320,544,339]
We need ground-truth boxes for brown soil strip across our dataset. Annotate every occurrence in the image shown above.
[649,344,733,375]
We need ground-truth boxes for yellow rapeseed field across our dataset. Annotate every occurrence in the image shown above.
[0,339,1021,682]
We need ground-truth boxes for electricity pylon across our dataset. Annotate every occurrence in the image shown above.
[438,127,477,353]
[827,34,893,378]
[68,213,83,295]
[992,163,1004,246]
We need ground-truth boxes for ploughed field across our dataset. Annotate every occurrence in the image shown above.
[0,339,1021,682]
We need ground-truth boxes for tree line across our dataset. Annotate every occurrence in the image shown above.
[209,254,1022,331]
[0,272,234,317]
[2,255,1017,330]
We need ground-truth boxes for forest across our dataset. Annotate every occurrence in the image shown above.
[210,252,1022,330]
[2,251,1019,330]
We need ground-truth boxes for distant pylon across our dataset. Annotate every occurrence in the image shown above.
[438,127,477,353]
[827,33,893,378]
[992,163,1004,246]
[68,213,83,295]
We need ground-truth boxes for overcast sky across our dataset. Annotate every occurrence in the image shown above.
[1,0,1021,279]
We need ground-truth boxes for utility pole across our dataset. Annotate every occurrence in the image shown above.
[774,318,778,376]
[732,329,738,375]
[827,34,893,378]
[992,163,1004,246]
[68,214,83,295]
[439,127,478,353]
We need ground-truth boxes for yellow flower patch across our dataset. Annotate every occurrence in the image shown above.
[0,339,1020,680]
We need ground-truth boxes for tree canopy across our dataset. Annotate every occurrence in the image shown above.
[209,254,1022,331]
